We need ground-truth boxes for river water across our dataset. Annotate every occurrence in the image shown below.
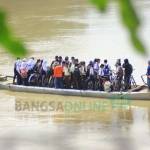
[0,0,150,149]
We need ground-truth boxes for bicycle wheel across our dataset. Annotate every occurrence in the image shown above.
[48,76,54,88]
[87,80,94,90]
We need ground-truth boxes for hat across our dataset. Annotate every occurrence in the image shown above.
[22,58,27,62]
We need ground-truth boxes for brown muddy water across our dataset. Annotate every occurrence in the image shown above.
[0,90,150,150]
[0,0,150,149]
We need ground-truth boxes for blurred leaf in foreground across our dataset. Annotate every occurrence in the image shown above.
[0,9,27,57]
[90,0,147,55]
[91,0,109,12]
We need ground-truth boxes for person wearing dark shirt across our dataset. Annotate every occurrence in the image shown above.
[147,60,150,90]
[122,59,133,91]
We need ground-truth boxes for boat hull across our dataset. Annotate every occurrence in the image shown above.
[0,82,150,100]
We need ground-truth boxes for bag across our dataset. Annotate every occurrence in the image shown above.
[103,65,110,76]
[20,68,28,78]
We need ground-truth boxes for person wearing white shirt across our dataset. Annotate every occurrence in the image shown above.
[93,59,100,74]
[27,57,36,72]
[63,62,71,89]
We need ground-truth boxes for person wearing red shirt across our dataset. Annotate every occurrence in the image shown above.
[53,62,64,88]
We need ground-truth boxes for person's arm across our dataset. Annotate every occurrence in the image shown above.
[147,67,150,78]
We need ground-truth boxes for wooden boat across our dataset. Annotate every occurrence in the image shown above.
[0,78,149,100]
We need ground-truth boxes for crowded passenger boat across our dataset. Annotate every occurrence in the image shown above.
[13,56,135,92]
[13,56,150,92]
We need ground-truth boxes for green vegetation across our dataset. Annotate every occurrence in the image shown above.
[0,9,27,57]
[91,0,146,55]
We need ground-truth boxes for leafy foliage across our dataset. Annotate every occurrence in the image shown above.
[0,9,27,57]
[91,0,109,12]
[91,0,146,55]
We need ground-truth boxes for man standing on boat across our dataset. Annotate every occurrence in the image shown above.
[53,62,64,89]
[147,60,150,90]
[122,59,133,91]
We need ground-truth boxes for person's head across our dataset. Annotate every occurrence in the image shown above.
[94,59,97,63]
[100,64,104,68]
[65,56,69,61]
[75,59,79,64]
[118,62,121,66]
[58,56,62,61]
[71,56,75,61]
[89,61,93,65]
[104,59,107,64]
[37,59,41,63]
[124,59,129,64]
[148,60,150,66]
[17,57,20,60]
[55,56,58,61]
[80,61,85,66]
[97,59,100,63]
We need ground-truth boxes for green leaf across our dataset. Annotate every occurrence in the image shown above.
[0,9,27,57]
[130,32,146,55]
[91,0,109,12]
[90,0,147,55]
[118,0,146,55]
[119,0,140,32]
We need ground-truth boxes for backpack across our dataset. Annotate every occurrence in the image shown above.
[103,65,110,76]
[74,66,80,78]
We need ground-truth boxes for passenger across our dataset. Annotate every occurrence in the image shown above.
[51,56,59,68]
[63,62,71,89]
[27,57,36,75]
[13,57,21,84]
[69,57,75,88]
[114,62,123,91]
[72,63,80,89]
[53,62,63,89]
[122,59,133,91]
[70,57,75,73]
[103,59,111,80]
[79,61,87,89]
[65,56,70,64]
[71,56,75,62]
[20,58,28,85]
[41,59,48,76]
[58,56,63,64]
[93,59,100,75]
[85,61,95,90]
[115,59,121,69]
[34,59,42,73]
[98,64,105,91]
[146,60,150,90]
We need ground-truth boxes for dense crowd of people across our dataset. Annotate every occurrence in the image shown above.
[13,56,137,92]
